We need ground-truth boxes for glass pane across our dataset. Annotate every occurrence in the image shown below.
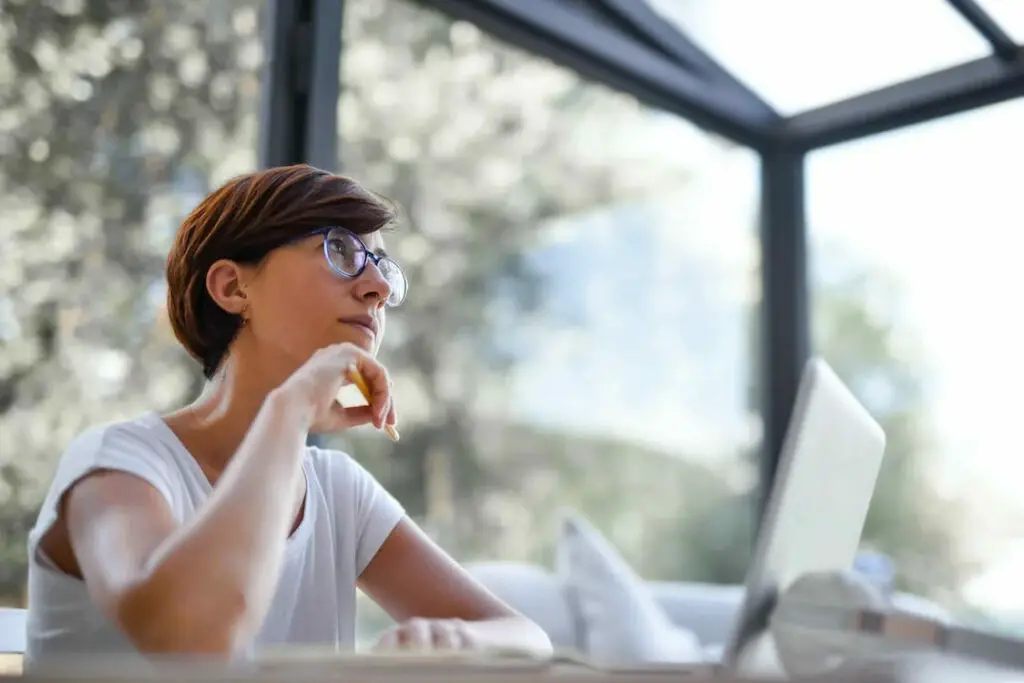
[808,100,1024,628]
[340,0,761,645]
[977,0,1024,43]
[0,2,262,596]
[648,0,991,113]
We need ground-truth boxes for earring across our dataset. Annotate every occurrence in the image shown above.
[239,303,249,327]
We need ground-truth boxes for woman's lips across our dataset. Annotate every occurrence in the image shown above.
[338,317,377,339]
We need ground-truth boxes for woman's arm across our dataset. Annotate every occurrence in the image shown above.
[61,390,309,655]
[358,519,553,656]
[57,343,392,656]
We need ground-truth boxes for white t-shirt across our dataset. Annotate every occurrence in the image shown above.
[24,412,405,664]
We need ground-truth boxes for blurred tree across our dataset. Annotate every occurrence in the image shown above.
[0,0,264,597]
[332,0,692,552]
[0,0,692,593]
[344,418,739,580]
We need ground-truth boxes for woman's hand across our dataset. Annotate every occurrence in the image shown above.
[374,618,480,652]
[273,342,395,434]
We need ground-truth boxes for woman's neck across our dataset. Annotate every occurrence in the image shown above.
[165,352,297,474]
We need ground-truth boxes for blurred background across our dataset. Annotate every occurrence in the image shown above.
[1,0,1023,643]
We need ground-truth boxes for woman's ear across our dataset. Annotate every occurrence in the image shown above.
[205,259,249,316]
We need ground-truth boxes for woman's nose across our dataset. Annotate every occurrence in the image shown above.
[354,260,393,303]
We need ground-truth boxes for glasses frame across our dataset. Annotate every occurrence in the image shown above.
[302,226,407,307]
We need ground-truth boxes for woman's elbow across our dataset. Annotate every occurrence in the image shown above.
[112,577,252,656]
[517,616,554,657]
[465,614,553,657]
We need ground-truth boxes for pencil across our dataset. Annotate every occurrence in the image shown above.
[347,364,400,442]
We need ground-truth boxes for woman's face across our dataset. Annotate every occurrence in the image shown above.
[240,230,393,369]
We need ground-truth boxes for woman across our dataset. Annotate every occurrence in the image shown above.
[25,164,551,662]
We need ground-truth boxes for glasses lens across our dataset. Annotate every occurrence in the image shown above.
[379,258,407,307]
[325,229,366,275]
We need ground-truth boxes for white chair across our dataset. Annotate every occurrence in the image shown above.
[0,608,25,654]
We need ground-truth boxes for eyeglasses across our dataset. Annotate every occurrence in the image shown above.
[309,226,408,307]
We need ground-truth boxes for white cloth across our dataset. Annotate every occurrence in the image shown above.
[24,412,404,664]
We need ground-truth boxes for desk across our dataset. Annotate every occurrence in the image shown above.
[11,652,1023,683]
[8,656,1009,683]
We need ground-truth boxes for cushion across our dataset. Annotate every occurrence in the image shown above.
[647,581,744,646]
[556,512,704,666]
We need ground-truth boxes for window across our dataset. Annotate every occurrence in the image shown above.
[808,99,1024,626]
[0,0,263,600]
[337,0,761,640]
[647,0,990,113]
[976,0,1024,43]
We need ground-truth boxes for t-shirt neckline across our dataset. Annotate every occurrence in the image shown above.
[145,412,315,547]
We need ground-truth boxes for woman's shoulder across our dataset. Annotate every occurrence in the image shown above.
[29,414,195,551]
[67,412,176,453]
[303,444,368,489]
[59,412,187,478]
[303,445,402,513]
[303,445,405,569]
[47,413,198,510]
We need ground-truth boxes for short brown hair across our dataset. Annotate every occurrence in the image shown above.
[166,164,396,378]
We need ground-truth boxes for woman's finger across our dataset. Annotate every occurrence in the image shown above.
[397,618,432,649]
[374,628,399,651]
[346,363,389,428]
[431,620,462,650]
[317,403,370,433]
[385,395,397,428]
[354,358,391,423]
[340,405,376,427]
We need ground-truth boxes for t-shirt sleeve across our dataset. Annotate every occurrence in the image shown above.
[317,448,405,576]
[28,421,178,562]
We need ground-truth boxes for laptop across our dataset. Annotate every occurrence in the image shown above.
[719,357,887,675]
[554,357,886,677]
